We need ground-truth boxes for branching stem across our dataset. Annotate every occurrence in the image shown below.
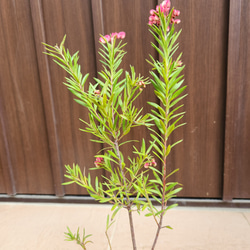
[108,40,137,250]
[105,230,113,250]
[114,139,137,250]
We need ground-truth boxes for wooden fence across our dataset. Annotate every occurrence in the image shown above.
[0,0,249,201]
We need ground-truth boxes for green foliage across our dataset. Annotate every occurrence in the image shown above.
[64,227,92,250]
[43,3,186,249]
[143,9,186,231]
[148,10,186,161]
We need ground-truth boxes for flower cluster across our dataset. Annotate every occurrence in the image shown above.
[171,60,183,68]
[99,31,126,43]
[94,89,101,96]
[148,0,180,27]
[176,60,183,67]
[94,157,104,167]
[137,81,146,91]
[144,158,157,168]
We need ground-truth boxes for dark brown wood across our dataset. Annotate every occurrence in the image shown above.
[224,0,250,200]
[0,11,17,195]
[166,0,229,198]
[0,0,54,194]
[91,0,105,72]
[0,0,249,201]
[30,0,64,196]
[0,101,16,195]
[42,0,102,195]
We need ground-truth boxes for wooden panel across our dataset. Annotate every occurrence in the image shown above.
[0,0,54,194]
[0,160,5,193]
[166,0,229,197]
[91,0,105,72]
[42,0,102,195]
[1,0,248,201]
[0,105,15,194]
[30,0,64,196]
[224,0,250,200]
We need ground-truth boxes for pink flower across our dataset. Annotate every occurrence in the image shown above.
[99,37,106,43]
[161,0,171,10]
[148,0,180,27]
[94,89,101,96]
[149,1,171,26]
[137,81,146,91]
[144,158,157,168]
[99,31,126,44]
[118,31,126,39]
[99,35,111,43]
[111,32,118,38]
[94,157,104,167]
[173,9,180,17]
[150,9,156,15]
[170,8,181,24]
[173,19,181,24]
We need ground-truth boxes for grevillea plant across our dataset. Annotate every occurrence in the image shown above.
[43,1,186,249]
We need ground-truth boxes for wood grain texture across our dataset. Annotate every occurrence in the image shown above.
[42,0,102,195]
[91,0,105,72]
[0,160,6,193]
[0,109,15,194]
[0,0,54,194]
[224,0,250,199]
[0,0,249,200]
[167,0,229,197]
[30,0,65,196]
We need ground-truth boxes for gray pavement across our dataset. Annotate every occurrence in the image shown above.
[0,202,250,249]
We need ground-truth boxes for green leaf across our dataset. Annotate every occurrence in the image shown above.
[169,94,187,108]
[166,168,179,179]
[74,98,88,107]
[62,181,75,185]
[111,206,122,220]
[170,86,187,102]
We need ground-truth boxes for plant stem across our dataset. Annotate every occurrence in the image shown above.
[105,230,113,250]
[152,90,169,249]
[151,212,163,250]
[151,157,167,250]
[127,205,137,250]
[109,39,137,250]
[114,139,137,250]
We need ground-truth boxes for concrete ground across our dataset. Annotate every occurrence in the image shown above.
[0,202,250,250]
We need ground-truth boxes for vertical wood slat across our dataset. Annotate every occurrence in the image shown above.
[0,100,16,195]
[0,1,16,194]
[223,0,241,201]
[30,0,64,196]
[91,0,105,72]
[158,0,229,198]
[223,0,250,200]
[41,0,103,195]
[0,0,54,194]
